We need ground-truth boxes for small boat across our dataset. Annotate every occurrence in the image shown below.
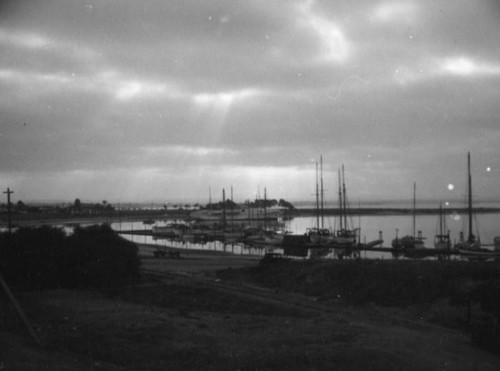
[457,248,500,258]
[152,222,189,239]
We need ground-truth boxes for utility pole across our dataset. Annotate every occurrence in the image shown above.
[0,186,40,346]
[3,187,13,234]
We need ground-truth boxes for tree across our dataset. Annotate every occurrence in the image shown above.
[16,200,26,211]
[74,198,81,209]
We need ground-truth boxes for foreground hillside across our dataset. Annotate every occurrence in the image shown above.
[1,251,500,370]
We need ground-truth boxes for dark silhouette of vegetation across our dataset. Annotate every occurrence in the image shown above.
[219,259,500,354]
[0,224,140,291]
[203,197,296,210]
[74,198,81,209]
[208,199,239,210]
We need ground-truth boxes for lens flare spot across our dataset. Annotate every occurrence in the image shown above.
[487,167,491,172]
[448,184,454,190]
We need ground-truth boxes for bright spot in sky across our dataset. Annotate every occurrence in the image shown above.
[448,184,454,190]
[487,167,491,172]
[444,57,475,75]
[445,202,449,206]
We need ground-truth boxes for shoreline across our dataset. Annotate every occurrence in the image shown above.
[288,206,500,216]
[2,206,500,228]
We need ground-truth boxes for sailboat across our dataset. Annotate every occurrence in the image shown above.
[392,182,425,251]
[310,165,358,254]
[330,165,359,248]
[434,203,451,251]
[307,157,332,244]
[453,152,496,257]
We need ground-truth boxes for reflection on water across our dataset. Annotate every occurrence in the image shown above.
[111,211,500,259]
[4,212,498,259]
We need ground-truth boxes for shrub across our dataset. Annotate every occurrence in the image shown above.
[0,224,140,291]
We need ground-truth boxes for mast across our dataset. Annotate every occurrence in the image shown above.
[467,152,473,242]
[222,188,226,228]
[315,162,320,229]
[209,186,212,211]
[231,186,234,232]
[264,187,267,231]
[338,169,343,231]
[439,203,443,238]
[412,182,416,238]
[342,165,347,231]
[320,155,324,229]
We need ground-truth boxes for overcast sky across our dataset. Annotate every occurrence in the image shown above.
[1,0,500,205]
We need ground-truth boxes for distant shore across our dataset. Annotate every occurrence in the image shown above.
[287,206,500,217]
[2,206,500,228]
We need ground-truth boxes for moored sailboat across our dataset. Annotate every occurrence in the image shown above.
[392,182,426,254]
[434,203,451,251]
[453,152,495,257]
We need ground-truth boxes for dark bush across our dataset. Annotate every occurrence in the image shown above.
[0,224,140,291]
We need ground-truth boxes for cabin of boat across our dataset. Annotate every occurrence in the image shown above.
[392,234,425,250]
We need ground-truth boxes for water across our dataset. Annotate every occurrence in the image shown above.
[111,221,269,256]
[108,211,500,259]
[5,211,497,259]
[285,212,500,259]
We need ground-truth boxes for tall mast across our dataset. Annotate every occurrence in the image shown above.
[222,188,226,228]
[231,186,234,232]
[209,186,212,211]
[338,169,343,231]
[315,162,320,229]
[320,155,324,229]
[439,203,443,237]
[264,187,267,231]
[467,152,473,242]
[342,165,347,231]
[413,181,416,238]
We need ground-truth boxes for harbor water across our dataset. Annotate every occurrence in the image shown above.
[112,211,500,259]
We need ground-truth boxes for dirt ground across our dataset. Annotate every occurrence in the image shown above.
[1,245,500,370]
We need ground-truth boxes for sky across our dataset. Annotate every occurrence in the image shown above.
[1,0,500,205]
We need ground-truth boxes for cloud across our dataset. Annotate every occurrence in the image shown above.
[370,1,418,24]
[1,0,500,202]
[0,28,51,49]
[144,145,236,158]
[440,56,500,77]
[390,55,500,86]
[296,0,351,64]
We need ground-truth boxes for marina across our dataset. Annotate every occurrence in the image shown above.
[114,208,500,260]
[113,153,500,261]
